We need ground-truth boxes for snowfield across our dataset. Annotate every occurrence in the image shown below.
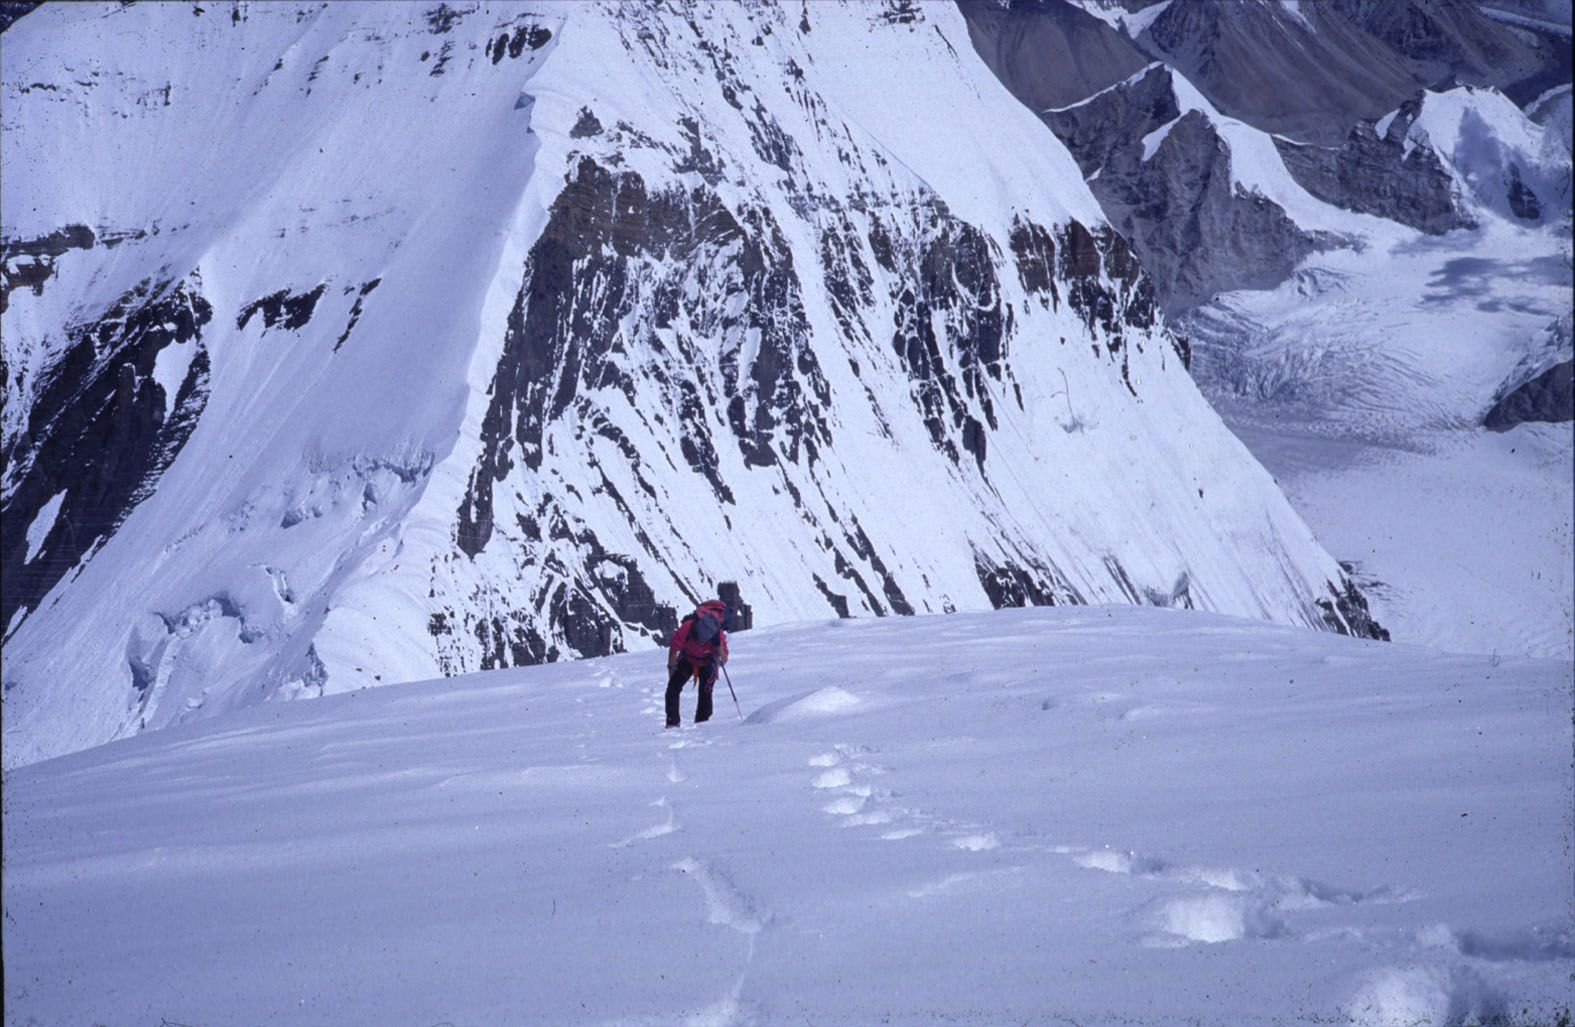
[5,606,1570,1026]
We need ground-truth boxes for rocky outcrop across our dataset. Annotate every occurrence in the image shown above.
[1484,315,1575,429]
[1274,96,1472,235]
[1,274,213,638]
[236,284,327,332]
[1041,65,1339,313]
[1317,578,1391,641]
[0,224,95,314]
[0,1,39,35]
[1483,360,1574,429]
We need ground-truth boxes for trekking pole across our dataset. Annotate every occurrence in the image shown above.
[722,664,743,720]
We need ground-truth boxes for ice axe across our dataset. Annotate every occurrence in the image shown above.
[722,664,742,720]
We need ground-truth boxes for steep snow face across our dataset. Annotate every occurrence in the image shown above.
[2,0,1373,768]
[1401,85,1573,221]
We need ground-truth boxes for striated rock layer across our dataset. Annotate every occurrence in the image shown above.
[2,1,1377,768]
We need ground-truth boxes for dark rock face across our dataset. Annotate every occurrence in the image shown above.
[0,0,40,35]
[0,224,96,314]
[1504,163,1543,221]
[448,154,833,667]
[870,204,1006,472]
[332,278,381,351]
[1273,96,1473,235]
[1136,0,1429,146]
[1325,0,1568,106]
[237,283,327,332]
[1484,360,1574,429]
[956,0,1149,113]
[717,580,753,631]
[2,274,213,638]
[486,22,552,65]
[1317,578,1391,641]
[570,107,604,138]
[1041,66,1339,314]
[974,549,1084,609]
[1130,0,1566,144]
[961,1,1568,281]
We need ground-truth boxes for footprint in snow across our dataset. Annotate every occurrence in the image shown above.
[822,794,867,816]
[1073,844,1414,946]
[949,832,1000,852]
[907,866,1025,899]
[811,767,852,789]
[1141,893,1286,947]
[672,857,767,935]
[1411,919,1575,963]
[744,686,860,724]
[1340,963,1510,1026]
[611,798,678,848]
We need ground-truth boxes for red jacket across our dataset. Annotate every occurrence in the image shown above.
[669,600,729,671]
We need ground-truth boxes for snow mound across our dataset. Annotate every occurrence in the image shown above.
[1149,894,1285,945]
[1343,964,1509,1026]
[745,687,861,725]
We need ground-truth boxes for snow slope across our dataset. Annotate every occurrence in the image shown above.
[4,607,1570,1025]
[2,1,1378,769]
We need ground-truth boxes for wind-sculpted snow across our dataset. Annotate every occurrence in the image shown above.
[2,0,1377,768]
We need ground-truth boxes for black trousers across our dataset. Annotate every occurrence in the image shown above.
[665,660,715,727]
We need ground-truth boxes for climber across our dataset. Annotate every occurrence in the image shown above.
[665,599,730,728]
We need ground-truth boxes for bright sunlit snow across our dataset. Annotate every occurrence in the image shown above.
[4,608,1570,1026]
